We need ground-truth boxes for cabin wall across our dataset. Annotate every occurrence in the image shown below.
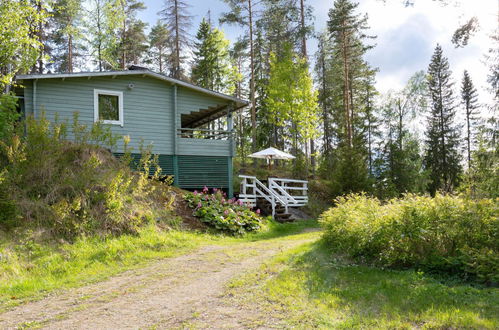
[23,76,174,154]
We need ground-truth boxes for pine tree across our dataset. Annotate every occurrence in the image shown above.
[328,0,374,148]
[220,0,259,152]
[158,0,192,79]
[148,22,170,73]
[424,44,462,193]
[191,19,237,95]
[30,0,51,74]
[323,0,376,195]
[49,0,85,73]
[116,0,147,69]
[461,70,479,168]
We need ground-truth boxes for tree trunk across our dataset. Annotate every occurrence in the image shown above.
[68,34,73,73]
[248,0,257,154]
[174,0,180,78]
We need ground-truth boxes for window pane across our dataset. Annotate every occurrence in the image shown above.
[98,94,119,121]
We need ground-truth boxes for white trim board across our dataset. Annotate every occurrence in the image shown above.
[94,89,124,127]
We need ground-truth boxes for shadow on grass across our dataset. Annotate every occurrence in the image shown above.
[278,240,499,328]
[244,218,321,242]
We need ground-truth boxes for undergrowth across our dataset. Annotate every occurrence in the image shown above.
[320,194,499,284]
[0,111,177,239]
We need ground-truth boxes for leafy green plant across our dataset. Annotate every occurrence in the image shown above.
[184,187,263,235]
[320,194,499,283]
[0,112,175,239]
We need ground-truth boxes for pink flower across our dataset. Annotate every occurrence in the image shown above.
[224,209,229,215]
[193,190,198,195]
[238,200,243,206]
[197,202,202,209]
[203,186,209,193]
[256,209,261,214]
[213,188,218,192]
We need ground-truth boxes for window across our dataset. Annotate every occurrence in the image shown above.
[94,89,123,126]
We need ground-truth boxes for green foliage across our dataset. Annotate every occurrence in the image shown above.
[0,112,173,239]
[425,44,462,194]
[0,93,20,141]
[460,119,499,199]
[192,18,239,95]
[0,0,47,86]
[49,0,86,72]
[266,43,319,144]
[148,21,170,73]
[184,188,263,235]
[320,194,499,283]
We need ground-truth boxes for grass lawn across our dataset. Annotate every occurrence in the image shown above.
[227,239,499,329]
[0,219,319,312]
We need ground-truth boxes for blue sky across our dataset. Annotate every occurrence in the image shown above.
[138,0,497,104]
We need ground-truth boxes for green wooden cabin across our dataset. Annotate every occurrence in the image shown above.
[16,69,248,197]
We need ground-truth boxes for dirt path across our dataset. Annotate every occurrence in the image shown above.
[0,233,319,329]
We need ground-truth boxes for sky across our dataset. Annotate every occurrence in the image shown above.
[138,0,498,103]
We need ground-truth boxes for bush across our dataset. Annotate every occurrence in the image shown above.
[0,113,175,239]
[319,194,499,283]
[184,187,262,235]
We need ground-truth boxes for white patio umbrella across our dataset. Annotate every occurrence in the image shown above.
[249,147,295,170]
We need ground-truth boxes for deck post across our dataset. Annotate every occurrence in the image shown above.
[227,103,234,198]
[172,84,179,186]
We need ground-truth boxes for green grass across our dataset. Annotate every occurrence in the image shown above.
[228,239,499,329]
[0,219,318,311]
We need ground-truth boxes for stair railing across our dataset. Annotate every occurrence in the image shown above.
[268,178,308,207]
[238,175,286,217]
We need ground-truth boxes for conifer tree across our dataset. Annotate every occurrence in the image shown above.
[158,0,192,79]
[323,0,376,195]
[191,19,237,95]
[461,70,479,168]
[148,22,170,73]
[116,0,147,69]
[220,0,259,152]
[49,0,85,73]
[424,44,462,193]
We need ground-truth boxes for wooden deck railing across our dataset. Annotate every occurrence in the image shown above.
[177,128,232,140]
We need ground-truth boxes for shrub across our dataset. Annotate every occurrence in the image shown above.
[184,187,262,235]
[319,194,499,283]
[0,113,175,239]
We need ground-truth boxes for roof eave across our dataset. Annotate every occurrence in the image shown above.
[15,71,249,107]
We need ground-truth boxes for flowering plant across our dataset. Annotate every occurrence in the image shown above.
[184,187,262,234]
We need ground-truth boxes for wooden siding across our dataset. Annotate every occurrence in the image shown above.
[21,75,233,157]
[177,138,231,157]
[28,76,174,154]
[177,155,229,188]
[114,153,174,176]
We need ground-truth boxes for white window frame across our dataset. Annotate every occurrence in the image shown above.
[94,89,124,127]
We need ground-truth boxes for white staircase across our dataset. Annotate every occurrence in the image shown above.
[238,175,308,219]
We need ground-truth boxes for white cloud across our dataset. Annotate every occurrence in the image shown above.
[353,0,497,103]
